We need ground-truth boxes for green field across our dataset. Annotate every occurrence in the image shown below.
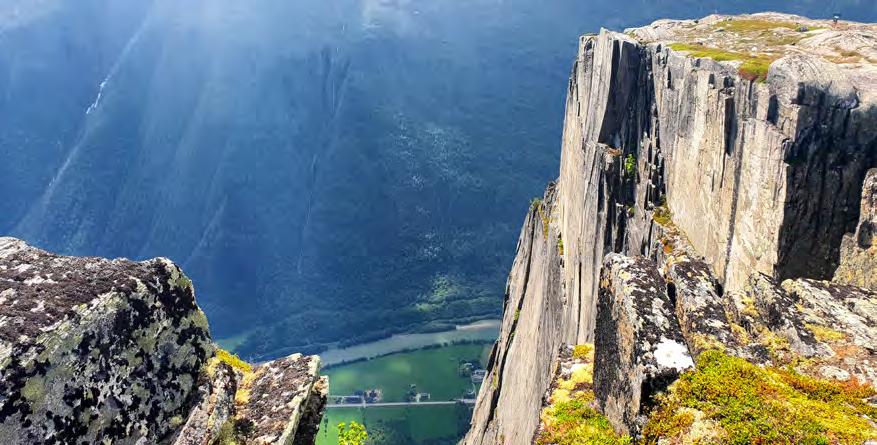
[324,343,491,401]
[317,405,472,445]
[317,342,492,444]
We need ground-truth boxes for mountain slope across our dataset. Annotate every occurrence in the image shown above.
[3,1,876,359]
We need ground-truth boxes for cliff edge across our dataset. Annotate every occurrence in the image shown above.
[464,12,876,445]
[0,237,327,444]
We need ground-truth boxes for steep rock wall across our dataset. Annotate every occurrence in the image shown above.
[464,14,877,445]
[465,185,565,444]
[835,168,877,290]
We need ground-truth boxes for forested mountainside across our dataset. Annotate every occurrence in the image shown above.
[2,0,876,360]
[464,13,877,444]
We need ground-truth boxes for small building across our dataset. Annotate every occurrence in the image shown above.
[364,388,383,403]
[471,369,487,384]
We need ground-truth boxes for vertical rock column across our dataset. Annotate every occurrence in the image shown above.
[594,254,693,437]
[834,168,877,290]
[463,186,566,445]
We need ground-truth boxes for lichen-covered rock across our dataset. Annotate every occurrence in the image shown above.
[594,254,694,437]
[0,238,328,445]
[170,360,237,445]
[742,272,829,359]
[781,279,877,387]
[665,256,738,356]
[235,353,324,445]
[291,376,327,445]
[0,237,213,444]
[724,273,877,387]
[835,168,877,291]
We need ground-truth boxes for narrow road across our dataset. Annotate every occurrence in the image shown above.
[327,399,476,409]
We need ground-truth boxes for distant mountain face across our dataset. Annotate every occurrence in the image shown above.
[2,0,874,358]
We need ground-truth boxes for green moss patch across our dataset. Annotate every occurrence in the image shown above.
[216,348,253,374]
[653,203,673,227]
[805,323,847,342]
[213,418,255,445]
[536,344,631,445]
[714,19,799,33]
[738,58,773,82]
[669,43,775,82]
[537,397,632,445]
[643,350,877,444]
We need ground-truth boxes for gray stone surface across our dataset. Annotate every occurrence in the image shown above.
[594,254,693,437]
[666,256,738,356]
[291,375,328,445]
[236,353,324,445]
[631,14,877,290]
[835,168,877,291]
[724,272,877,386]
[0,237,213,444]
[463,185,566,445]
[0,238,328,445]
[753,274,828,357]
[170,361,237,445]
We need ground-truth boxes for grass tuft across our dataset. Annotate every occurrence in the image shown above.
[805,323,847,342]
[537,398,632,445]
[624,154,636,176]
[738,58,772,82]
[653,204,673,227]
[536,343,631,445]
[715,19,799,33]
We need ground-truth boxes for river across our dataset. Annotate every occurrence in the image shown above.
[320,319,500,367]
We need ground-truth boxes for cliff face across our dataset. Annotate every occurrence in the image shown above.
[835,168,877,289]
[0,237,326,444]
[464,13,877,445]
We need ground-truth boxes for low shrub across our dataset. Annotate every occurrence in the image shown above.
[643,350,877,444]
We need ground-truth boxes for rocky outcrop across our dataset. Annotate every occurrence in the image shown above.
[780,279,877,386]
[291,376,328,445]
[0,237,327,444]
[0,237,213,444]
[464,12,877,445]
[235,354,326,445]
[170,361,237,445]
[733,272,828,359]
[594,254,693,436]
[666,256,739,357]
[835,169,877,290]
